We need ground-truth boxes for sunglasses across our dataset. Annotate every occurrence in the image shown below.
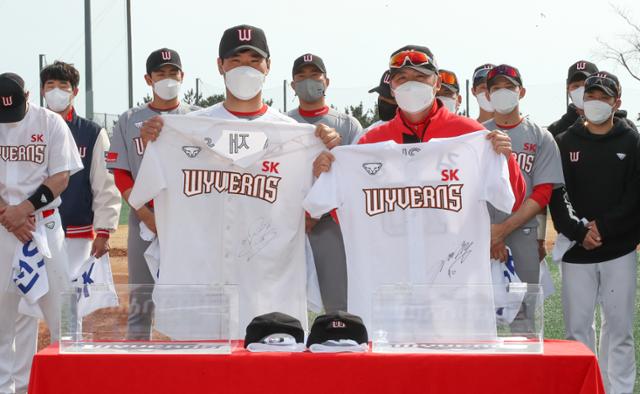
[439,71,458,86]
[389,50,433,69]
[585,75,619,95]
[487,65,520,81]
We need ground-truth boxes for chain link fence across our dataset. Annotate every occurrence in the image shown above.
[92,112,120,137]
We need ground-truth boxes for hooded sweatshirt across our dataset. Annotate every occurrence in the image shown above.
[553,114,640,263]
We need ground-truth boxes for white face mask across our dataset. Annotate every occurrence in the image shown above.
[224,66,265,100]
[583,100,613,125]
[44,88,72,112]
[153,78,181,100]
[439,96,457,113]
[475,92,494,112]
[489,88,520,114]
[392,81,435,114]
[568,86,585,110]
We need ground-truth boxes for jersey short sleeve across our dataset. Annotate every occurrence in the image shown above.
[532,128,564,187]
[128,140,166,210]
[481,142,515,214]
[47,113,83,176]
[303,159,341,219]
[106,113,131,171]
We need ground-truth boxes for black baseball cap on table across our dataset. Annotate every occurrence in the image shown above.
[486,64,523,89]
[219,24,270,59]
[306,311,368,347]
[0,73,27,123]
[567,60,598,84]
[292,53,326,76]
[388,45,438,76]
[146,48,182,75]
[584,71,621,98]
[368,70,392,99]
[244,312,304,348]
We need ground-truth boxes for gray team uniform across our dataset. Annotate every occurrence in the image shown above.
[108,103,198,339]
[288,107,363,312]
[483,117,564,284]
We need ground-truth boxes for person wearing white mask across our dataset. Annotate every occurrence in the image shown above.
[551,71,639,394]
[141,26,341,145]
[483,65,564,300]
[548,60,599,137]
[471,63,496,123]
[314,45,526,211]
[436,69,461,114]
[107,47,199,340]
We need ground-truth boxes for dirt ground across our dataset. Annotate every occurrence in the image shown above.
[37,218,561,350]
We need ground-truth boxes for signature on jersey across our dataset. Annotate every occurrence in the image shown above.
[238,218,278,260]
[438,240,474,279]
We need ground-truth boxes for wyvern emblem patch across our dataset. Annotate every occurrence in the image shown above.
[182,146,201,158]
[362,162,383,175]
[45,221,55,229]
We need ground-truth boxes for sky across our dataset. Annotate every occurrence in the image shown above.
[1,0,640,127]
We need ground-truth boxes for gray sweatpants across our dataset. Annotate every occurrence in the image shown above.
[562,251,637,394]
[505,227,540,284]
[126,213,154,340]
[308,215,348,313]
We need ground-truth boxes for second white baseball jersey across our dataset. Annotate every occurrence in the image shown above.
[303,130,515,332]
[129,115,324,337]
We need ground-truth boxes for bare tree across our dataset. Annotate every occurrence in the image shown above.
[598,5,640,82]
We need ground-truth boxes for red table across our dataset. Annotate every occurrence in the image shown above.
[29,340,604,394]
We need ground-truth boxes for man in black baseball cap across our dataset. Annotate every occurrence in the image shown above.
[548,60,599,136]
[287,53,362,314]
[437,69,461,114]
[471,63,496,123]
[0,73,28,123]
[356,70,397,142]
[550,69,639,394]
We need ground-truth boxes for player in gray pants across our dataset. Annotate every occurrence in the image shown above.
[287,53,362,312]
[107,48,198,339]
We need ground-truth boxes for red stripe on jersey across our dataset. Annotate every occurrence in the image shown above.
[298,106,329,118]
[227,104,268,117]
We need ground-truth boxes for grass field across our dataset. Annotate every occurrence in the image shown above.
[116,202,639,391]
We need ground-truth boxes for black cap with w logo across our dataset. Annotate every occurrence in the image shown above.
[146,48,182,75]
[219,24,269,59]
[567,60,598,84]
[0,73,27,123]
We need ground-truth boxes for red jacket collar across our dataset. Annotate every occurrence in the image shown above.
[298,106,329,118]
[227,104,269,117]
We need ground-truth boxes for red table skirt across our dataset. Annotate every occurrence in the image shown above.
[29,339,604,394]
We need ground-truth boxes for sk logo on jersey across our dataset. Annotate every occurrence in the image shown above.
[133,137,145,156]
[31,134,44,143]
[182,146,201,158]
[569,151,580,162]
[0,144,46,164]
[363,162,382,175]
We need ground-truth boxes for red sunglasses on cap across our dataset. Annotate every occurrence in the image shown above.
[389,50,433,69]
[487,65,520,81]
[439,70,458,86]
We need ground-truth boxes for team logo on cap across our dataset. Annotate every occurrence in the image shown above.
[182,146,201,158]
[363,162,382,175]
[569,151,580,162]
[576,62,586,70]
[238,28,252,42]
[1,96,12,107]
[161,51,171,61]
[383,74,391,85]
[303,54,313,62]
[594,73,607,79]
[331,320,346,328]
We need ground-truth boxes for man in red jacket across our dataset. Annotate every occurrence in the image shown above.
[314,45,525,210]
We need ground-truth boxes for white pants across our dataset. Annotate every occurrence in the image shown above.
[562,251,637,394]
[0,210,71,394]
[10,315,37,394]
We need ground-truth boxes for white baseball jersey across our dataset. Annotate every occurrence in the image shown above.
[189,102,297,123]
[303,131,515,331]
[0,104,83,209]
[129,115,324,337]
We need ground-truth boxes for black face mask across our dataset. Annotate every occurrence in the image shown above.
[377,98,397,121]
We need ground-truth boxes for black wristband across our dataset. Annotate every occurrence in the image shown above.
[27,184,54,211]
